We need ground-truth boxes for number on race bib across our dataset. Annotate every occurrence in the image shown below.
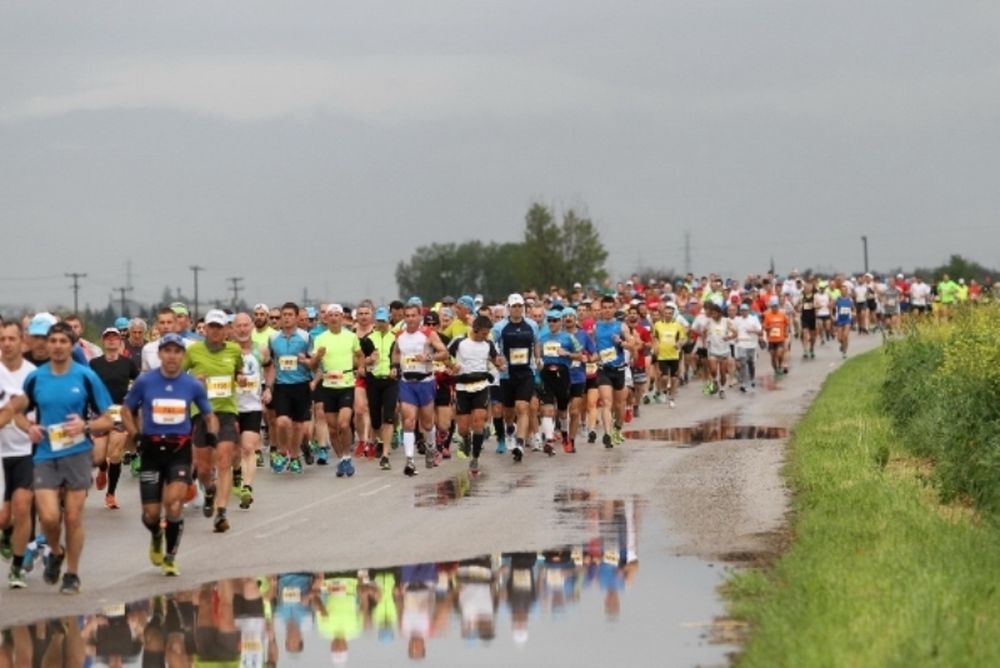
[47,423,85,451]
[509,348,529,365]
[463,380,489,392]
[205,376,233,399]
[511,569,532,591]
[585,362,598,376]
[151,398,187,425]
[769,327,783,339]
[599,347,617,364]
[238,377,260,394]
[108,405,123,423]
[278,356,298,371]
[543,341,561,358]
[402,355,422,373]
[282,587,302,604]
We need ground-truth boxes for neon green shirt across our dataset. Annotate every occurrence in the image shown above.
[364,329,396,378]
[312,329,361,389]
[316,577,362,643]
[443,319,471,340]
[183,341,243,415]
[938,280,960,304]
[251,326,276,350]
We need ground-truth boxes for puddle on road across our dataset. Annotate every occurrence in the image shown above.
[624,412,788,446]
[413,472,537,508]
[0,491,736,667]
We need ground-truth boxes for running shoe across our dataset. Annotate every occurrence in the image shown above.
[301,443,315,465]
[563,440,576,454]
[512,447,523,463]
[95,468,107,491]
[105,494,119,510]
[130,455,142,478]
[543,442,555,457]
[59,572,81,595]
[8,566,27,589]
[316,446,330,466]
[587,430,597,444]
[255,451,265,468]
[270,453,288,474]
[203,485,216,518]
[336,459,347,478]
[213,511,230,533]
[239,485,254,509]
[425,448,437,469]
[379,455,391,471]
[495,438,507,454]
[624,408,632,423]
[469,458,480,474]
[149,532,165,566]
[669,399,676,408]
[161,556,179,577]
[364,442,377,459]
[719,389,726,400]
[233,467,242,489]
[403,459,417,477]
[353,440,366,458]
[440,446,451,460]
[23,535,45,573]
[603,433,613,449]
[289,457,304,475]
[613,430,625,446]
[342,459,355,478]
[0,534,11,561]
[43,548,64,585]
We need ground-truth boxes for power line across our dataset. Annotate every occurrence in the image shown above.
[65,272,87,313]
[227,276,244,308]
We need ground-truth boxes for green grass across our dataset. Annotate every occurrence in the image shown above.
[726,351,1000,667]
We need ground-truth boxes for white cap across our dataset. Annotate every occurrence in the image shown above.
[253,303,268,312]
[507,293,525,306]
[897,273,904,279]
[204,309,227,326]
[325,303,344,315]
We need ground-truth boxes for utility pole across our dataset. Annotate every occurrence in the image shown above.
[302,287,309,308]
[683,230,692,275]
[227,276,244,308]
[112,285,133,315]
[65,272,87,314]
[861,236,869,274]
[189,265,204,320]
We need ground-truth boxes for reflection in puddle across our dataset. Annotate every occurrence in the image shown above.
[0,494,650,667]
[413,472,537,508]
[623,412,788,445]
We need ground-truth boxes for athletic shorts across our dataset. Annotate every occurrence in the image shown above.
[585,376,599,391]
[318,386,355,413]
[193,413,238,447]
[696,347,708,359]
[138,437,193,504]
[195,628,240,663]
[233,595,266,619]
[818,314,831,322]
[366,376,399,429]
[455,388,490,414]
[631,369,648,385]
[500,375,534,407]
[681,341,696,354]
[597,366,626,391]
[866,299,878,312]
[657,359,680,376]
[272,382,312,422]
[489,385,503,404]
[33,451,92,491]
[540,365,570,410]
[399,380,436,408]
[434,382,454,408]
[238,411,262,434]
[801,313,817,330]
[767,341,785,352]
[569,382,585,399]
[310,382,325,404]
[2,455,32,501]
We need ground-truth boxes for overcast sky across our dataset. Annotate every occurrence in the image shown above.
[2,1,999,312]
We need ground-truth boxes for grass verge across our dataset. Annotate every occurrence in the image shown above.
[725,350,1000,667]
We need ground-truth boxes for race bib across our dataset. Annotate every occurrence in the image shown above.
[432,361,447,373]
[242,639,263,653]
[769,327,783,339]
[47,423,86,451]
[151,398,187,425]
[509,348,529,365]
[323,371,345,386]
[205,376,233,399]
[839,306,852,316]
[571,547,584,567]
[585,362,598,376]
[603,549,620,566]
[545,569,565,588]
[281,587,302,604]
[463,379,489,392]
[571,359,581,368]
[599,347,617,364]
[102,603,126,617]
[238,376,260,394]
[511,569,532,591]
[402,355,421,373]
[543,341,561,358]
[278,355,298,371]
[108,404,123,423]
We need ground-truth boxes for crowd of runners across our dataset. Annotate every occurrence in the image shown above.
[0,269,993,596]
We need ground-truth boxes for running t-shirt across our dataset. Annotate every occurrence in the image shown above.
[90,355,139,404]
[396,327,436,381]
[538,330,580,369]
[312,329,361,389]
[447,337,498,392]
[568,329,596,384]
[762,311,789,343]
[269,330,312,385]
[0,361,34,457]
[237,347,265,413]
[360,330,396,378]
[594,320,625,368]
[23,362,113,461]
[491,319,539,378]
[703,317,732,356]
[250,326,277,350]
[734,315,762,350]
[652,321,685,361]
[182,341,243,415]
[835,297,854,325]
[124,369,212,437]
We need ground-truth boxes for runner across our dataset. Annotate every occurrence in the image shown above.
[537,309,583,455]
[762,296,791,375]
[122,333,215,576]
[393,303,450,476]
[360,307,399,471]
[448,316,505,473]
[593,295,635,447]
[799,280,818,359]
[124,318,148,361]
[20,321,116,594]
[142,308,186,372]
[351,302,376,461]
[699,302,737,398]
[562,307,594,451]
[834,291,855,358]
[0,321,36,589]
[233,313,270,509]
[183,309,243,533]
[651,303,686,408]
[309,304,363,478]
[490,294,540,462]
[89,327,139,509]
[264,302,313,474]
[733,303,763,393]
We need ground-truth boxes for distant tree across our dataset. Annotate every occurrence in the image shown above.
[915,254,997,282]
[560,209,609,287]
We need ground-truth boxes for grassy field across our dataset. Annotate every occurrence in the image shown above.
[725,350,1000,667]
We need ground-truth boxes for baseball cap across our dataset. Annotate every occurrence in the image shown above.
[305,306,318,319]
[101,327,122,338]
[325,304,344,315]
[424,311,440,326]
[561,307,577,318]
[739,303,750,311]
[158,333,186,349]
[572,282,582,289]
[545,309,562,320]
[896,273,904,279]
[441,295,456,305]
[768,296,780,306]
[27,312,58,337]
[253,302,269,312]
[374,307,390,321]
[457,295,476,310]
[407,296,423,307]
[169,302,190,316]
[507,293,525,306]
[204,309,227,326]
[114,316,129,330]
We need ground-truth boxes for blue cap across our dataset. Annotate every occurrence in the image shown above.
[27,312,57,337]
[407,296,423,306]
[768,296,780,306]
[561,307,577,317]
[114,316,129,330]
[374,307,390,321]
[457,295,476,310]
[305,306,317,319]
[158,333,186,349]
[545,309,563,320]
